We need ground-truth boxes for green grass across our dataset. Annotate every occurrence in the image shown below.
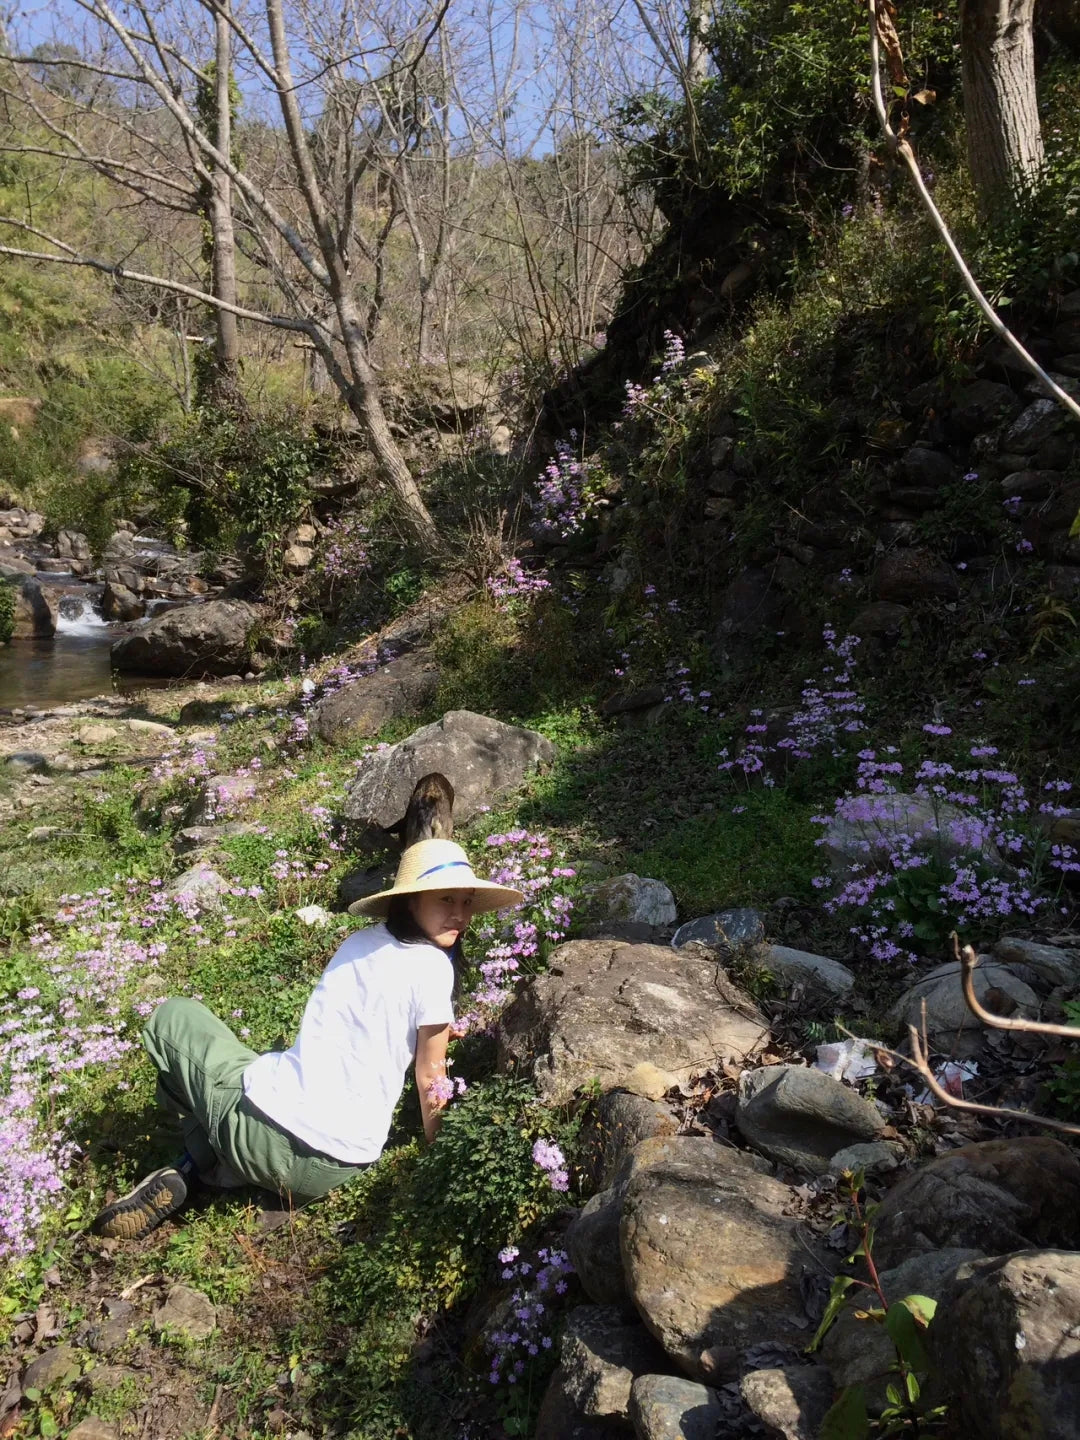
[625,787,821,915]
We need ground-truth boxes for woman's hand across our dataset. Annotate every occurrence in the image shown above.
[415,1022,452,1144]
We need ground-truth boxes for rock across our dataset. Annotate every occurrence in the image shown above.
[22,1343,79,1391]
[4,750,49,774]
[820,791,999,876]
[713,569,784,657]
[1003,398,1067,453]
[78,723,118,746]
[1000,469,1060,499]
[750,943,855,998]
[621,1136,828,1382]
[295,904,331,927]
[827,1141,904,1176]
[566,1183,631,1307]
[949,380,1019,435]
[870,549,959,603]
[740,1365,835,1440]
[578,1090,678,1190]
[165,864,229,912]
[534,1366,631,1440]
[0,396,41,435]
[886,959,1038,1046]
[601,685,667,719]
[183,774,257,825]
[111,600,261,678]
[496,938,768,1107]
[561,1306,668,1422]
[67,1421,120,1440]
[56,528,92,560]
[993,935,1080,989]
[12,576,58,638]
[848,602,909,639]
[628,1374,728,1440]
[152,1283,216,1341]
[101,581,144,622]
[339,862,394,912]
[282,543,314,571]
[173,822,257,855]
[671,909,765,950]
[309,655,440,745]
[822,1248,983,1411]
[343,710,556,839]
[85,1300,138,1355]
[870,1138,1080,1271]
[489,424,513,455]
[900,446,954,486]
[580,875,678,940]
[929,1250,1080,1438]
[736,1065,884,1175]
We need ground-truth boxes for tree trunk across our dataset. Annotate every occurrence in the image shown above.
[686,0,710,86]
[960,0,1043,208]
[208,0,243,406]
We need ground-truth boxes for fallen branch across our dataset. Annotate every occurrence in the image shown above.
[866,0,1080,427]
[953,934,1080,1039]
[906,1009,1080,1138]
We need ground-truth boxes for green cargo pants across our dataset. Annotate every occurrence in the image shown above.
[143,997,366,1206]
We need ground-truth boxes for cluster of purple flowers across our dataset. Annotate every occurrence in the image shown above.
[455,831,576,1035]
[719,628,865,785]
[320,513,370,580]
[531,441,600,539]
[486,557,552,609]
[620,330,687,419]
[487,1245,574,1386]
[531,1138,569,1192]
[811,736,1077,962]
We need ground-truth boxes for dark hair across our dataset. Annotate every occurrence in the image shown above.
[385,894,465,1004]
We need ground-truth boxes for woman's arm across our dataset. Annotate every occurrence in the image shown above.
[415,1022,452,1144]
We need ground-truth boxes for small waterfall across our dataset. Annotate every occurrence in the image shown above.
[56,594,110,638]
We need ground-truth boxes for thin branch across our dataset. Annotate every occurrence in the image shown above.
[906,1017,1080,1138]
[953,935,1080,1038]
[866,0,1080,426]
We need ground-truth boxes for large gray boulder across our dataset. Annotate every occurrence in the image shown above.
[12,576,58,638]
[736,1064,885,1175]
[671,909,765,950]
[309,654,439,744]
[535,1366,632,1440]
[111,600,260,677]
[993,935,1080,989]
[629,1375,727,1440]
[496,939,769,1107]
[750,943,855,998]
[929,1250,1080,1438]
[820,791,999,877]
[578,874,678,941]
[869,1138,1080,1271]
[578,1090,678,1191]
[887,959,1038,1047]
[620,1136,828,1383]
[560,1306,668,1423]
[740,1365,835,1440]
[342,709,555,838]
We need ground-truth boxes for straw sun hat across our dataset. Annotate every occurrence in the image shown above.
[353,838,524,919]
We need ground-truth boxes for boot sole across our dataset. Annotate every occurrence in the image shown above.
[93,1167,188,1240]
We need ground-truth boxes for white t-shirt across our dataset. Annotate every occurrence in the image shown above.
[242,924,455,1163]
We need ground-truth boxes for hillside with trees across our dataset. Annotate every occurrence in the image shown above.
[2,2,1080,1438]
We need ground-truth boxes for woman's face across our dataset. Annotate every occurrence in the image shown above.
[410,888,476,948]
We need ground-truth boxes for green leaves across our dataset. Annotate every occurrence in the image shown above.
[820,1384,871,1440]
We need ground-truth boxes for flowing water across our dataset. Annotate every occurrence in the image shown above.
[0,594,140,709]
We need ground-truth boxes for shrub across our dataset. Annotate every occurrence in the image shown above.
[0,581,14,645]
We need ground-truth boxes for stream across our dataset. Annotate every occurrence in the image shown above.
[0,595,157,709]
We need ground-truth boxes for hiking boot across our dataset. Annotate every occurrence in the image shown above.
[92,1166,189,1239]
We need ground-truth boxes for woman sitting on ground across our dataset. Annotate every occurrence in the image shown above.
[92,839,522,1239]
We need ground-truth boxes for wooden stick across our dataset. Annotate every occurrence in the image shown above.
[866,0,1080,426]
[953,935,1080,1038]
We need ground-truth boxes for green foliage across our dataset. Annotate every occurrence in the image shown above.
[131,410,318,569]
[0,580,14,645]
[814,1173,948,1437]
[326,1076,576,1436]
[434,592,584,718]
[1048,999,1080,1117]
[618,0,953,213]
